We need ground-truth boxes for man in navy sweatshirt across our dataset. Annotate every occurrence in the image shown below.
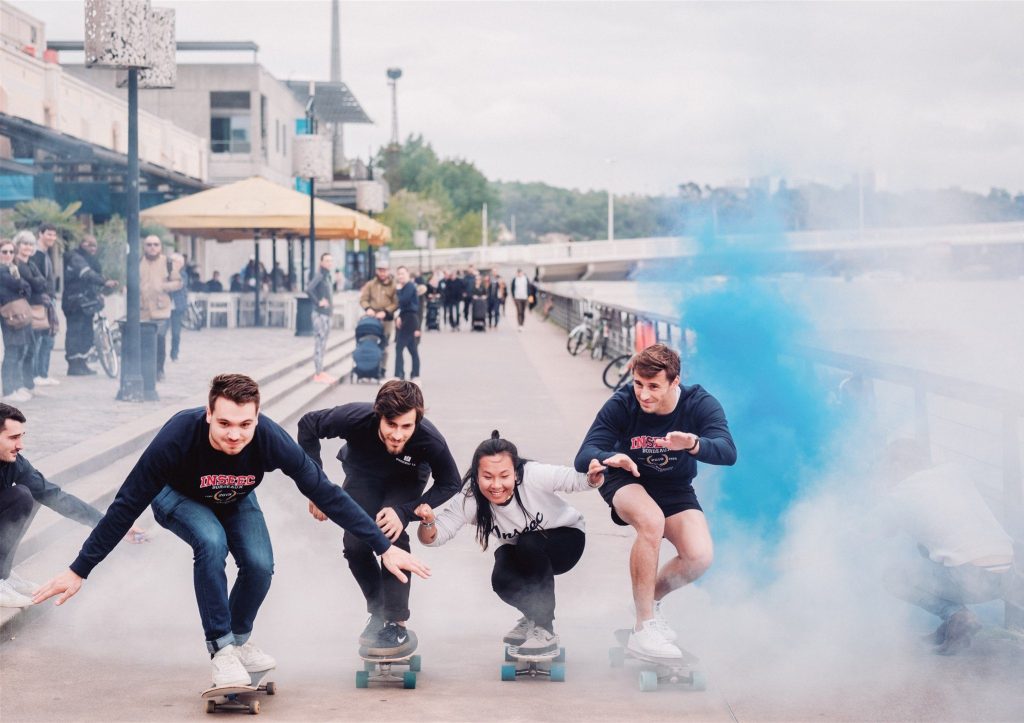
[575,344,736,659]
[33,374,429,688]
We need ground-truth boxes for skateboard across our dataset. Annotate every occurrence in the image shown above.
[201,668,276,714]
[501,644,566,682]
[610,629,705,692]
[356,648,421,689]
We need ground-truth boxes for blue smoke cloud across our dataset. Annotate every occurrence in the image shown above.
[645,205,850,547]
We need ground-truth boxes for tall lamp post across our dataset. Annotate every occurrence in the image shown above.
[85,0,175,402]
[606,157,616,243]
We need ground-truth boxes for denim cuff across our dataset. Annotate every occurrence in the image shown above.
[207,632,236,655]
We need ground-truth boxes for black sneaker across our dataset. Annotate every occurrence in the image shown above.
[364,622,416,657]
[936,610,981,656]
[358,614,386,646]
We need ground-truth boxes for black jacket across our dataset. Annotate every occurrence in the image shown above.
[62,248,106,313]
[1,455,103,527]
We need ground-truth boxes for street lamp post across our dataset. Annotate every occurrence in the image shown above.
[85,0,175,401]
[606,158,616,243]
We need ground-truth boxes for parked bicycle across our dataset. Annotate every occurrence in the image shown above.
[181,298,205,331]
[603,353,633,391]
[89,312,120,379]
[566,311,609,360]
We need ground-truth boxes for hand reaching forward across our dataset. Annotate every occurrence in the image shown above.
[380,546,431,584]
[602,453,640,477]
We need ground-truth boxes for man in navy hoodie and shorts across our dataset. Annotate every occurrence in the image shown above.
[575,344,736,659]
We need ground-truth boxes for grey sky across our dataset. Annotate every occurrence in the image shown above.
[16,1,1024,195]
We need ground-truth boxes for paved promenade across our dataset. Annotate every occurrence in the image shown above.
[1,311,1021,721]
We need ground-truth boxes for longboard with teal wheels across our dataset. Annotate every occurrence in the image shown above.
[610,629,704,692]
[501,644,566,682]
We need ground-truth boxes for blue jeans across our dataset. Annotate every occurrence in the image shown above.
[884,550,1012,621]
[151,485,274,653]
[33,330,54,378]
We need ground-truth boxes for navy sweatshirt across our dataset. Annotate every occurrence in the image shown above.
[1,456,103,527]
[574,385,737,484]
[70,408,390,578]
[297,403,461,526]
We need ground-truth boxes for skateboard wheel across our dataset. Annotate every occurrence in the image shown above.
[248,700,260,715]
[363,661,377,672]
[639,670,658,692]
[265,681,276,695]
[689,670,706,691]
[550,663,566,683]
[500,664,516,682]
[403,671,417,689]
[409,654,422,672]
[355,670,370,688]
[609,647,624,668]
[206,700,217,714]
[554,647,566,663]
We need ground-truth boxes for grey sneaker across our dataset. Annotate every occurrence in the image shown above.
[358,614,386,646]
[0,578,34,608]
[6,570,39,596]
[503,616,533,645]
[936,610,982,656]
[363,622,416,657]
[518,624,559,656]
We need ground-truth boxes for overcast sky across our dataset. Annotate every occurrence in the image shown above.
[16,1,1024,195]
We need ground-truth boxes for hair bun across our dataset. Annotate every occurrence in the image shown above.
[490,429,501,440]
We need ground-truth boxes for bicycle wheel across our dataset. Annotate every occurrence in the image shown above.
[566,328,587,356]
[95,321,119,378]
[182,304,201,331]
[603,354,633,390]
[590,331,607,361]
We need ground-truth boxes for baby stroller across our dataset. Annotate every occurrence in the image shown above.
[352,315,386,383]
[426,293,441,331]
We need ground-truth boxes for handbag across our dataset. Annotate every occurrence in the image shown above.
[30,304,49,331]
[0,298,33,330]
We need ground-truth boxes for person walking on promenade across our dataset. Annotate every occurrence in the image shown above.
[62,235,117,376]
[29,224,59,387]
[359,263,397,376]
[444,270,461,331]
[298,381,461,658]
[139,235,182,381]
[13,232,47,401]
[0,403,145,607]
[308,252,336,384]
[486,274,501,328]
[0,240,34,402]
[510,268,530,332]
[33,373,429,688]
[168,252,188,363]
[574,343,736,659]
[415,431,606,655]
[393,266,421,382]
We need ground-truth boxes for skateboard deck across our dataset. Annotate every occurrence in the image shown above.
[201,668,275,714]
[501,644,566,682]
[356,640,421,689]
[611,629,705,692]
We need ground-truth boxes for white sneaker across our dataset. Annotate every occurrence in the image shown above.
[6,570,39,595]
[628,620,682,659]
[11,389,31,402]
[211,645,250,687]
[518,624,559,655]
[33,376,59,386]
[652,600,677,642]
[503,616,533,645]
[0,578,35,608]
[234,640,276,672]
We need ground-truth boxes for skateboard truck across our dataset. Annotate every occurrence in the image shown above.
[356,651,421,689]
[501,645,566,682]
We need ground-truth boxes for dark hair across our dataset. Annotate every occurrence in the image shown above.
[463,430,531,551]
[38,223,57,234]
[320,252,331,262]
[0,403,26,431]
[633,343,680,382]
[208,373,261,411]
[374,380,424,423]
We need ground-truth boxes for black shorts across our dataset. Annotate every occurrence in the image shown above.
[598,467,703,526]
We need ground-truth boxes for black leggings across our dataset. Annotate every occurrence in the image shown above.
[491,527,585,631]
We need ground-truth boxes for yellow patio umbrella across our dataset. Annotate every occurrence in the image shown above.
[141,175,387,243]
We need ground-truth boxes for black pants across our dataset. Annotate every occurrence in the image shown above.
[170,308,184,360]
[514,299,527,326]
[0,484,36,578]
[341,474,426,622]
[64,310,93,363]
[491,527,585,630]
[462,297,471,321]
[445,302,459,329]
[487,302,500,327]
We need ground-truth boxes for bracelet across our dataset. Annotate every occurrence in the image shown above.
[420,521,435,529]
[684,438,700,452]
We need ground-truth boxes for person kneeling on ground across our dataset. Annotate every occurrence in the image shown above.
[415,430,605,655]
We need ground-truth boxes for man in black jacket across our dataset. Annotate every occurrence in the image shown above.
[0,403,144,607]
[61,236,117,376]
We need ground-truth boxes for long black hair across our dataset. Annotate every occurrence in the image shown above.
[464,430,532,551]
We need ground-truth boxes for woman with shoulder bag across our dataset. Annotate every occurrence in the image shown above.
[0,239,34,402]
[14,231,48,398]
